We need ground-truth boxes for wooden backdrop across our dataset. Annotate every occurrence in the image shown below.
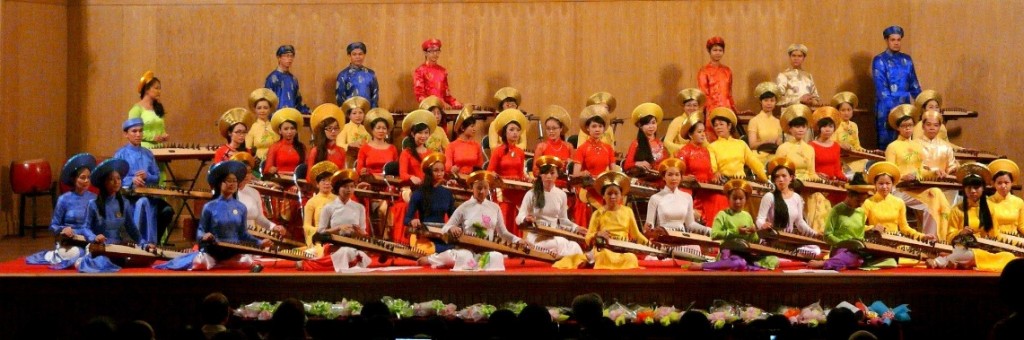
[2,0,1024,233]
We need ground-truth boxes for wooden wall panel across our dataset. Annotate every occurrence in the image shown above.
[49,0,1024,172]
[1,1,68,233]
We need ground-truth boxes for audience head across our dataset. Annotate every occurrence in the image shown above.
[201,292,231,326]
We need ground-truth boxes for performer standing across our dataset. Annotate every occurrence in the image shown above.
[775,44,821,108]
[413,39,462,109]
[872,25,922,149]
[213,108,255,163]
[245,88,280,160]
[335,42,379,108]
[128,71,169,149]
[265,45,309,114]
[698,37,734,114]
[664,89,706,156]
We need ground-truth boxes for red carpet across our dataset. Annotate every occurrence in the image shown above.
[0,255,996,276]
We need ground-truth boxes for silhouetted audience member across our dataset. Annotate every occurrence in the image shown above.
[519,303,556,339]
[571,293,605,327]
[118,320,155,340]
[991,258,1024,339]
[676,310,711,339]
[487,309,518,340]
[849,330,878,340]
[825,308,858,340]
[267,298,307,340]
[361,301,391,320]
[201,292,231,339]
[82,316,118,340]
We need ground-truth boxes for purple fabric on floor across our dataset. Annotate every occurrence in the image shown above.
[823,248,862,271]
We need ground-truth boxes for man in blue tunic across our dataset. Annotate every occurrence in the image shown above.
[335,42,379,108]
[265,45,310,114]
[114,118,173,244]
[872,25,922,150]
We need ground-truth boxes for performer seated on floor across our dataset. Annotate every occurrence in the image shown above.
[27,153,97,267]
[230,152,286,236]
[85,158,150,251]
[194,160,272,270]
[808,173,874,270]
[406,153,457,256]
[929,164,1016,271]
[114,118,172,245]
[689,179,779,271]
[303,161,339,251]
[303,169,374,271]
[515,156,585,258]
[421,170,522,271]
[556,171,648,270]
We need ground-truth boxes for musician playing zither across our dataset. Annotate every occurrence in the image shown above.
[27,154,97,267]
[689,179,779,271]
[406,153,457,255]
[555,171,648,270]
[337,96,372,167]
[306,103,346,171]
[515,156,585,258]
[301,169,374,271]
[810,107,848,205]
[623,103,668,173]
[419,96,450,153]
[303,162,339,252]
[757,158,821,239]
[675,111,728,224]
[885,105,951,237]
[912,90,963,149]
[263,108,307,176]
[808,173,874,270]
[706,107,769,184]
[575,92,618,148]
[861,162,937,242]
[245,88,280,160]
[230,152,286,237]
[572,108,617,228]
[355,108,398,237]
[831,92,870,173]
[747,82,783,164]
[115,118,172,245]
[488,108,531,237]
[533,105,574,175]
[392,109,436,244]
[488,87,528,152]
[775,104,818,180]
[644,158,710,235]
[195,161,272,270]
[422,171,522,271]
[446,107,484,176]
[664,88,706,156]
[71,158,153,272]
[213,108,255,163]
[929,163,1017,271]
[987,160,1024,236]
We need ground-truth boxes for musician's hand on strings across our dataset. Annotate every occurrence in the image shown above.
[61,227,75,238]
[338,225,355,235]
[145,243,157,252]
[157,133,169,143]
[681,175,697,183]
[642,223,653,234]
[259,239,273,248]
[451,166,461,175]
[872,224,886,233]
[524,215,535,224]
[133,176,146,188]
[575,170,591,178]
[901,173,917,182]
[410,219,422,229]
[759,222,773,230]
[356,182,371,190]
[635,161,651,170]
[266,166,278,175]
[921,234,938,242]
[271,225,287,235]
[410,176,423,185]
[739,226,755,235]
[597,230,612,241]
[449,227,464,238]
[959,228,974,236]
[202,233,214,242]
[95,234,107,244]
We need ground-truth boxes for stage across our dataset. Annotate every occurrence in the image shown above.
[0,254,1007,339]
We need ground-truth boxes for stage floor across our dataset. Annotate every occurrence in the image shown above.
[0,249,1008,339]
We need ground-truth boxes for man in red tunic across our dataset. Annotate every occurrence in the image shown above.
[413,39,462,109]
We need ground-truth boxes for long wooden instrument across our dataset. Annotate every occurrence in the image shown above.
[313,232,427,261]
[201,240,313,261]
[865,230,953,255]
[58,234,89,248]
[521,222,586,243]
[626,167,661,182]
[719,237,818,262]
[630,180,660,199]
[87,243,187,266]
[834,239,920,260]
[757,228,830,248]
[952,234,1024,256]
[595,236,712,263]
[798,179,847,194]
[841,148,886,161]
[999,231,1024,245]
[247,225,305,248]
[150,144,217,161]
[417,223,560,263]
[939,107,978,120]
[129,187,213,200]
[955,150,1003,163]
[644,227,719,248]
[897,177,962,190]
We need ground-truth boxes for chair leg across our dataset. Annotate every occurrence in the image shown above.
[31,196,38,239]
[18,194,26,237]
